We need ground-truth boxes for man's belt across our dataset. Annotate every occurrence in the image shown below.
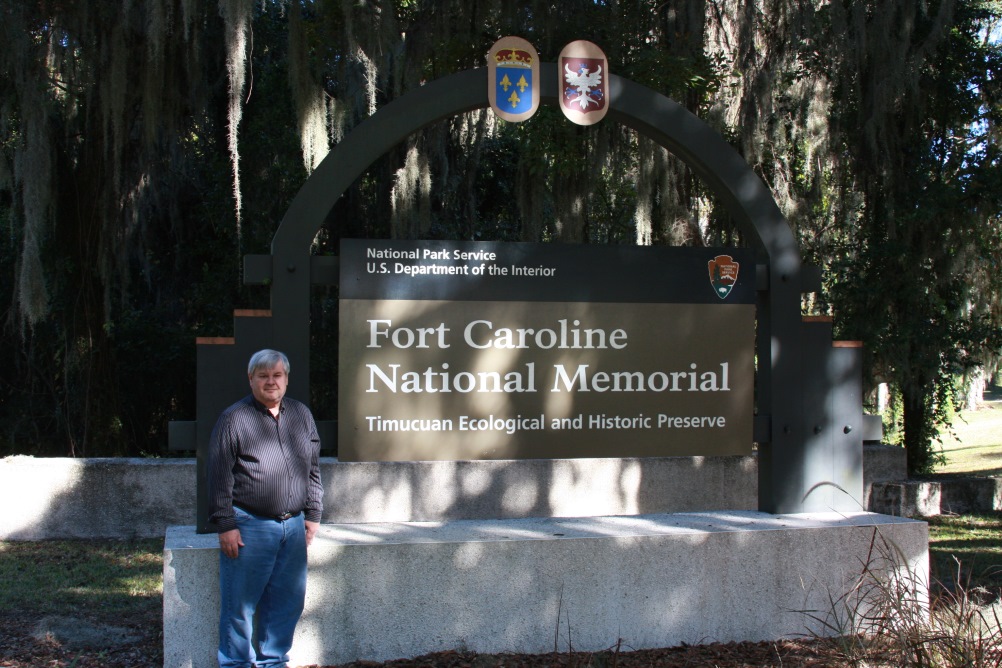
[234,505,302,521]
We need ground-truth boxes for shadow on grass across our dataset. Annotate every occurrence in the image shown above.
[928,513,1002,597]
[0,539,163,621]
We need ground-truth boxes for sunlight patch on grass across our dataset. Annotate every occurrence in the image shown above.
[928,514,1002,593]
[938,392,1002,476]
[0,539,163,619]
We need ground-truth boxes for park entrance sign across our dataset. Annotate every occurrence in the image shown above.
[163,39,907,668]
[171,53,874,523]
[338,240,755,461]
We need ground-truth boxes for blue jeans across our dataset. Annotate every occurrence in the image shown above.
[218,507,307,668]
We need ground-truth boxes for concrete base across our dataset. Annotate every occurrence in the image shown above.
[2,446,904,539]
[871,477,1002,517]
[860,444,908,508]
[1,455,757,539]
[164,511,927,668]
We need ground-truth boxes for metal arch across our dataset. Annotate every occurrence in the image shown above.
[271,64,801,269]
[266,63,808,513]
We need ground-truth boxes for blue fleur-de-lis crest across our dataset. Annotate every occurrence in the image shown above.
[488,37,539,123]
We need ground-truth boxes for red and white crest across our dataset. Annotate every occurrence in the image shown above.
[558,40,609,126]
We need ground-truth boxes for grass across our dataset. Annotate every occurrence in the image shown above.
[924,387,1002,595]
[802,394,1002,667]
[928,514,1002,595]
[917,385,1002,595]
[808,528,1002,668]
[937,386,1002,477]
[0,538,163,621]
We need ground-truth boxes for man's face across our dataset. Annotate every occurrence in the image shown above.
[249,362,288,409]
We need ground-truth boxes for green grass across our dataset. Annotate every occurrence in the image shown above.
[928,514,1002,594]
[923,388,1002,595]
[937,387,1002,476]
[0,538,162,620]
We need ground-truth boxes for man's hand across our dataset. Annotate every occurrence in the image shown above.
[218,528,244,559]
[305,520,319,548]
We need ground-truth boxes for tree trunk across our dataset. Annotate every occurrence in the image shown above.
[901,381,935,476]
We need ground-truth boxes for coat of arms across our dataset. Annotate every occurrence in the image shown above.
[708,255,740,300]
[558,40,609,125]
[488,37,539,123]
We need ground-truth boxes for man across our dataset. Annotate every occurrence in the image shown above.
[207,349,323,668]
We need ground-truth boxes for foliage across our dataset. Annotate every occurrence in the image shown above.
[824,0,1002,473]
[807,527,1002,667]
[0,0,1001,461]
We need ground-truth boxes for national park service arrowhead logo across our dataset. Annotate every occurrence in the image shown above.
[488,37,540,122]
[708,255,740,300]
[559,40,608,126]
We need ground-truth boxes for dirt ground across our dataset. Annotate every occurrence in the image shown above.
[0,612,855,668]
[0,612,161,668]
[311,640,841,667]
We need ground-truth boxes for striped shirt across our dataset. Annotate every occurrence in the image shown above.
[207,395,323,533]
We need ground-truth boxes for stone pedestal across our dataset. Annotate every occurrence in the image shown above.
[164,511,927,667]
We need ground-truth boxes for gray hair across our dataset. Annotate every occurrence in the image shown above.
[247,349,290,376]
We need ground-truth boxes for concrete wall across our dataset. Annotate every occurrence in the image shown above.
[164,511,928,667]
[1,456,196,541]
[871,477,1002,517]
[0,445,905,540]
[861,444,908,506]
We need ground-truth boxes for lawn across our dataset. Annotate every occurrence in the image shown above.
[925,386,1002,594]
[0,539,162,619]
[937,385,1002,476]
[0,538,164,667]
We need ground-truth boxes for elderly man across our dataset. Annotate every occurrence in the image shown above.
[207,349,323,668]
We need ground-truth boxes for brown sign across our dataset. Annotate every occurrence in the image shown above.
[337,240,755,462]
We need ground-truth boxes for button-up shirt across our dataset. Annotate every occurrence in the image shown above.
[207,395,323,533]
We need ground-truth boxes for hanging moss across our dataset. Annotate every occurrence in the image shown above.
[288,2,330,173]
[2,0,1000,460]
[219,0,252,233]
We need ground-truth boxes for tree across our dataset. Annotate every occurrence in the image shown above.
[1,0,1001,468]
[704,0,1002,473]
[0,1,270,455]
[821,0,1002,473]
